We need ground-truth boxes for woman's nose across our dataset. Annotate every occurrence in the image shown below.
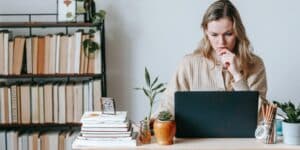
[218,36,226,45]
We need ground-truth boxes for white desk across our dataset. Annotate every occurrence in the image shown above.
[73,138,300,150]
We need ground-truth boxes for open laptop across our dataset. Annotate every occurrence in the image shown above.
[175,91,258,138]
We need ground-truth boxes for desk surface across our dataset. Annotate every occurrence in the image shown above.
[73,138,300,150]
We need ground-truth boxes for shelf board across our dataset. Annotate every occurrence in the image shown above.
[0,74,102,85]
[0,123,81,132]
[0,22,101,28]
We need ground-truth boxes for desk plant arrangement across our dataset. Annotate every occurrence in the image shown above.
[154,110,176,145]
[135,67,166,144]
[273,100,300,145]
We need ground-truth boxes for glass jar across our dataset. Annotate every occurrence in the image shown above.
[139,119,151,144]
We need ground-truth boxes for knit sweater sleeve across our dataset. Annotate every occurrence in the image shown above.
[232,56,268,120]
[232,56,267,98]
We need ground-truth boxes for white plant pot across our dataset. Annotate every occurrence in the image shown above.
[282,122,300,145]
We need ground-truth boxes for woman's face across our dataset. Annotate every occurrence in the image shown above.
[205,17,236,52]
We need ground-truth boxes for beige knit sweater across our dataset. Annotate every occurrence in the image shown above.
[155,53,267,117]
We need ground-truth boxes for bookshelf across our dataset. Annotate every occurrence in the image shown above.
[0,13,107,133]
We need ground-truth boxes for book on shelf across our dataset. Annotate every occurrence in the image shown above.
[20,85,31,124]
[44,84,53,123]
[0,31,10,75]
[12,36,25,75]
[0,131,6,150]
[31,36,38,74]
[8,40,14,75]
[31,86,39,124]
[58,84,66,124]
[53,85,59,123]
[37,36,45,74]
[93,79,102,111]
[38,85,45,124]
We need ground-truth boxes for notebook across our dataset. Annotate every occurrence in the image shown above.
[175,91,258,138]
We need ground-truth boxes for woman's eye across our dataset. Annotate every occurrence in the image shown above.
[225,32,233,36]
[211,34,218,37]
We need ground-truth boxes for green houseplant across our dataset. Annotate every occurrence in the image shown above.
[134,67,166,120]
[273,101,300,145]
[135,67,166,144]
[154,111,176,145]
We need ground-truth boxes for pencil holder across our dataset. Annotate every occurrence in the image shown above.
[255,103,277,144]
[255,119,276,144]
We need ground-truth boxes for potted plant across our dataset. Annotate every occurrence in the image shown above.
[134,67,166,121]
[273,101,300,145]
[153,110,176,145]
[135,67,166,143]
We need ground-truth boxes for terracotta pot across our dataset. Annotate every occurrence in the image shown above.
[153,119,176,145]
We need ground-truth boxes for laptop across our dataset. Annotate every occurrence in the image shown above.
[175,91,258,138]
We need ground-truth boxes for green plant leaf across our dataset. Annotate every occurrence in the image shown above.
[142,88,150,97]
[151,76,158,88]
[82,39,100,56]
[158,88,166,93]
[152,83,163,91]
[275,100,300,123]
[145,68,151,87]
[89,29,96,34]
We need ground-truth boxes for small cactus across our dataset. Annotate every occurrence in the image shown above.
[158,111,173,121]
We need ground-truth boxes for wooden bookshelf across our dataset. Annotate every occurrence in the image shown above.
[0,14,107,134]
[0,123,81,132]
[0,74,102,86]
[0,22,102,28]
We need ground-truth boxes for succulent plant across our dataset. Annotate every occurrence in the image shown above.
[273,101,300,123]
[158,111,173,121]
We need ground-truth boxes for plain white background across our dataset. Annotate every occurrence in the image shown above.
[1,0,300,122]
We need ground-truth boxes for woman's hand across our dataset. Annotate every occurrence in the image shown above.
[217,48,242,81]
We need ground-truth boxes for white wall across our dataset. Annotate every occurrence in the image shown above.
[1,0,300,122]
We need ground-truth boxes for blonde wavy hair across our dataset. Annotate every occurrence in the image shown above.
[195,0,255,77]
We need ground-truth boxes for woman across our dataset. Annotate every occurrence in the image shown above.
[155,0,267,117]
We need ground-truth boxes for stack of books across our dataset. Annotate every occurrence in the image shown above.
[72,111,137,148]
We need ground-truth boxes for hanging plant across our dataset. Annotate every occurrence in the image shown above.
[93,10,106,24]
[83,29,100,56]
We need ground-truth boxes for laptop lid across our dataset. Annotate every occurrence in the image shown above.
[175,91,258,138]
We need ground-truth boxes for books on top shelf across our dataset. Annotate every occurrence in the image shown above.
[72,111,137,148]
[0,30,102,75]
